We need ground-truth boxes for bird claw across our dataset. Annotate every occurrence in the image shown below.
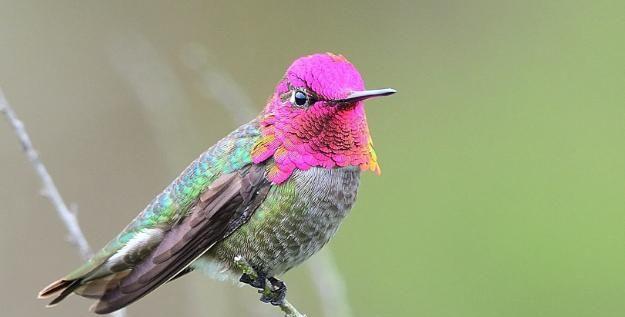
[239,272,266,289]
[234,257,287,306]
[259,277,287,306]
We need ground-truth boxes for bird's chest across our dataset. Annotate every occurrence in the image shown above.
[204,166,360,277]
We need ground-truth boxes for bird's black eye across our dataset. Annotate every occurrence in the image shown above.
[292,90,308,107]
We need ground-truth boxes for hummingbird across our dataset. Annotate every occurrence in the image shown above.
[38,52,396,314]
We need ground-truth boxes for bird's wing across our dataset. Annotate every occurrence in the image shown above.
[89,164,270,314]
[39,161,270,313]
[38,121,264,308]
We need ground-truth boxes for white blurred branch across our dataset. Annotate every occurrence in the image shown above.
[180,42,257,125]
[0,89,91,259]
[0,88,126,317]
[308,249,353,317]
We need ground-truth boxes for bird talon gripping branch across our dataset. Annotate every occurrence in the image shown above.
[260,277,287,306]
[235,256,267,289]
[239,272,266,289]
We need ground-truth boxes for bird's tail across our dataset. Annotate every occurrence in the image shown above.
[38,270,131,311]
[38,278,82,306]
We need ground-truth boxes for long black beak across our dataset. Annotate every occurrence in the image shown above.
[336,88,397,103]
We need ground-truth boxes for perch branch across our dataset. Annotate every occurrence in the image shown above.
[0,88,126,317]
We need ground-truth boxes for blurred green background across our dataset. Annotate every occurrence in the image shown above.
[1,1,625,316]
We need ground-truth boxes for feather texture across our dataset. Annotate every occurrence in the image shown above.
[91,165,269,314]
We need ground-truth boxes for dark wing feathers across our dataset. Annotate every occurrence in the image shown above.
[91,165,269,314]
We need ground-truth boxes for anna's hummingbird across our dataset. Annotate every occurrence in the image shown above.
[38,52,396,314]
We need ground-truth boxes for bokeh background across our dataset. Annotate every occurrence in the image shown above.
[1,1,625,316]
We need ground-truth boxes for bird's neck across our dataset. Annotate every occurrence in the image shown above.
[251,102,379,184]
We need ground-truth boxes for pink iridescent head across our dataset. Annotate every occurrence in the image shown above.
[252,53,396,183]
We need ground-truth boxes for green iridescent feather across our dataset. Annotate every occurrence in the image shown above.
[64,120,262,279]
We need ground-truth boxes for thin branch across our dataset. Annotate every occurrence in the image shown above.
[0,88,127,317]
[234,256,306,317]
[0,89,91,259]
[277,301,305,317]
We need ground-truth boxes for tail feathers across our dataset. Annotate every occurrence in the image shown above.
[38,270,131,310]
[38,279,83,307]
[38,279,73,299]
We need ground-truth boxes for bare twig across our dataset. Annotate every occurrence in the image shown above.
[234,256,306,317]
[0,89,91,259]
[0,88,127,317]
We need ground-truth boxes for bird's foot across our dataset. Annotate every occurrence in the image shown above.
[233,256,287,306]
[239,272,266,289]
[235,256,266,289]
[260,276,287,306]
[240,273,286,306]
